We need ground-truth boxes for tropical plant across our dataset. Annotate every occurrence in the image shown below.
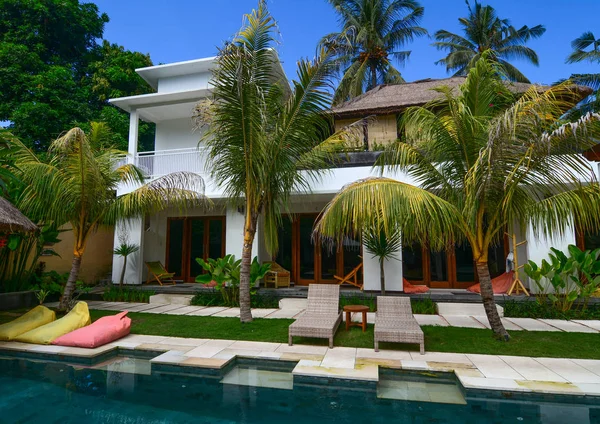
[314,54,600,340]
[11,122,207,310]
[565,32,600,119]
[113,242,139,288]
[524,245,600,312]
[102,286,154,303]
[197,2,361,322]
[433,1,545,82]
[322,0,427,104]
[195,255,271,307]
[362,226,401,295]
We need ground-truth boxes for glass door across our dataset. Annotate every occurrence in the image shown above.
[298,216,317,283]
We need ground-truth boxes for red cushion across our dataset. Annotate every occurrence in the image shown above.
[52,311,131,348]
[403,278,430,293]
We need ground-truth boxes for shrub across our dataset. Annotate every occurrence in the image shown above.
[191,290,280,309]
[103,286,154,303]
[411,296,436,315]
[503,299,600,320]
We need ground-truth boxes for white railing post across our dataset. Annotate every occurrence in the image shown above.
[127,109,139,165]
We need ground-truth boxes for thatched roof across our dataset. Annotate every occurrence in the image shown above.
[332,77,591,118]
[0,197,37,233]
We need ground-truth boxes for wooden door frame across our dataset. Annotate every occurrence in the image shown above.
[166,216,226,283]
[279,213,362,286]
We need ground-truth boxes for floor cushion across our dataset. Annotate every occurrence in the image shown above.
[403,278,430,294]
[467,271,514,294]
[52,311,131,348]
[15,301,91,345]
[0,305,56,341]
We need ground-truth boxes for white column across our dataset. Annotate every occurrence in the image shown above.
[362,250,404,292]
[111,218,145,285]
[225,206,258,260]
[128,109,139,165]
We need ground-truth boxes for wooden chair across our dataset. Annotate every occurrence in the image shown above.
[145,261,177,286]
[334,263,363,290]
[263,262,291,288]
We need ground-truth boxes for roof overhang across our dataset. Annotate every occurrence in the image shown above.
[109,89,210,122]
[136,57,217,90]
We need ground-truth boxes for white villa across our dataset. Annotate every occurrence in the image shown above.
[109,56,600,292]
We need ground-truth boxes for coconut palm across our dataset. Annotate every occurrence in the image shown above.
[362,226,401,295]
[322,0,427,104]
[433,1,545,82]
[315,54,600,340]
[565,32,600,118]
[198,2,361,323]
[12,122,208,310]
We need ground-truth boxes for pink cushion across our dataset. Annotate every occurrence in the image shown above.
[52,311,131,348]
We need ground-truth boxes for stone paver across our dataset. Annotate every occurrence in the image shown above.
[124,303,170,312]
[538,319,599,333]
[573,320,600,331]
[263,309,304,319]
[466,354,525,380]
[441,315,486,329]
[499,355,567,382]
[212,308,241,317]
[414,314,449,326]
[535,358,600,384]
[162,306,207,315]
[321,347,356,369]
[141,304,185,314]
[502,318,562,332]
[186,306,228,316]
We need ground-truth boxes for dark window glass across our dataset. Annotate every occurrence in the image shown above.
[584,231,600,251]
[487,242,506,279]
[402,242,424,281]
[188,219,205,278]
[276,218,293,272]
[455,243,475,282]
[167,219,184,277]
[430,249,448,281]
[299,216,316,280]
[342,235,362,281]
[208,219,224,259]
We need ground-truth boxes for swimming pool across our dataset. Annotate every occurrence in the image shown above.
[0,353,599,423]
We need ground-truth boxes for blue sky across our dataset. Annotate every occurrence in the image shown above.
[96,0,597,85]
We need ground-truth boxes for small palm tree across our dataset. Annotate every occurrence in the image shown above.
[362,226,401,295]
[13,122,208,310]
[315,54,600,340]
[433,1,545,82]
[113,242,139,288]
[565,32,600,118]
[198,1,360,323]
[323,0,427,104]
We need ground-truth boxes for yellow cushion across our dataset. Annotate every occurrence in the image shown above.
[15,301,91,345]
[0,305,56,341]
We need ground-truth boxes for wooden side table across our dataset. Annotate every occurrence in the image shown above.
[343,305,370,332]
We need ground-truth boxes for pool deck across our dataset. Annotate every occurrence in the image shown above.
[2,332,600,400]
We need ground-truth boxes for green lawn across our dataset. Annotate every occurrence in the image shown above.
[1,309,597,359]
[86,309,600,359]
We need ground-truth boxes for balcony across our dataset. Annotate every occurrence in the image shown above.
[131,147,208,179]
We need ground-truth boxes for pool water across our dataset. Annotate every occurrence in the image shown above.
[0,355,599,423]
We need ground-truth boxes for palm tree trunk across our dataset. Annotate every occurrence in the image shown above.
[119,256,127,289]
[379,258,386,295]
[476,261,510,341]
[239,213,258,323]
[58,254,82,310]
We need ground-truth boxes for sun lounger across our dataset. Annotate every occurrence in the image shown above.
[288,284,342,348]
[374,296,424,354]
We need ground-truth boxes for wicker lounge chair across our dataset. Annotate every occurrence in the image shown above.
[374,296,424,354]
[263,262,291,288]
[288,284,342,348]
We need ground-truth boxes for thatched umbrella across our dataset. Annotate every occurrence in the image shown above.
[0,197,37,234]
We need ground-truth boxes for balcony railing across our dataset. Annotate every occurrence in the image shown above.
[133,147,208,179]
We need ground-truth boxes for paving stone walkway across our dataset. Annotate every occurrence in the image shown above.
[2,334,600,399]
[46,300,600,333]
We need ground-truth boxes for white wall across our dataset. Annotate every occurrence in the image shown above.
[363,253,404,292]
[157,73,211,94]
[526,220,577,293]
[155,118,203,151]
[225,206,258,260]
[112,218,145,285]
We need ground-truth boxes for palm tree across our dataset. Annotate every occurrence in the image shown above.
[322,0,427,104]
[315,54,600,340]
[362,226,401,295]
[565,32,600,118]
[113,242,139,288]
[433,1,545,82]
[12,122,208,310]
[198,1,361,323]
